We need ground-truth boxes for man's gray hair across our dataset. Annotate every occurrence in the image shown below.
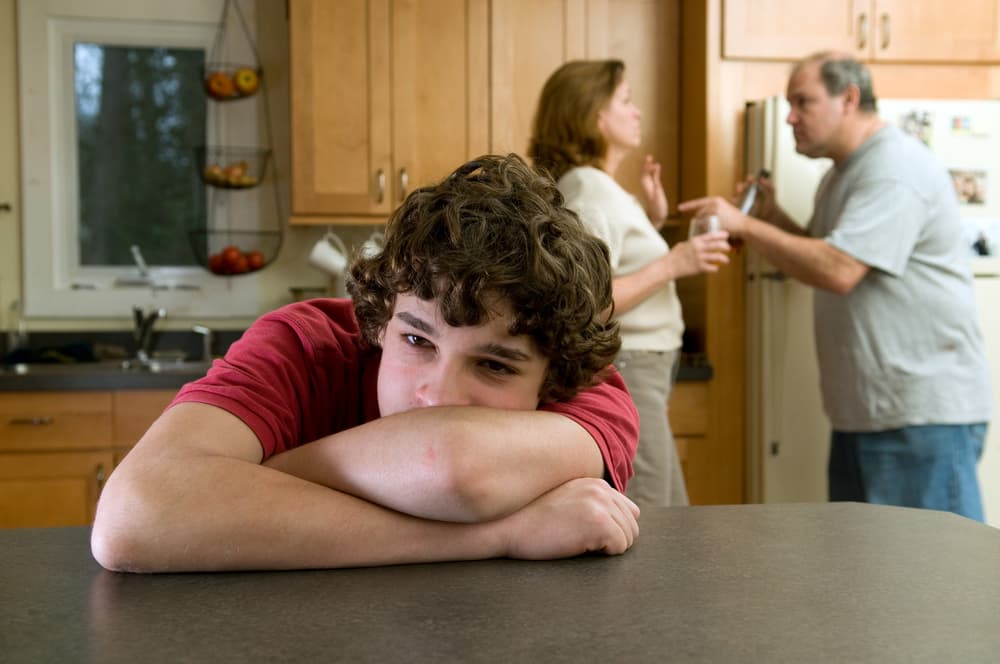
[798,52,878,112]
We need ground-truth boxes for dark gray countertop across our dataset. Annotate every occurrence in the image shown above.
[3,503,999,663]
[0,356,711,391]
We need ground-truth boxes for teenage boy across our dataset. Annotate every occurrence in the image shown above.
[92,154,641,572]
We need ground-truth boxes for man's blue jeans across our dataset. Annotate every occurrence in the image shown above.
[828,424,987,522]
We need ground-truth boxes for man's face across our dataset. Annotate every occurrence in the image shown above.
[785,61,846,159]
[376,293,550,416]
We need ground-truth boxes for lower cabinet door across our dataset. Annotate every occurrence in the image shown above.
[0,451,114,528]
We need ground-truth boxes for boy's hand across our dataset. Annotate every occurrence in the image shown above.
[498,478,640,559]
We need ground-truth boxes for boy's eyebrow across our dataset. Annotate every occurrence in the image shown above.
[395,311,533,362]
[396,311,435,336]
[478,343,532,362]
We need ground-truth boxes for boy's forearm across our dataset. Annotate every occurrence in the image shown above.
[264,406,605,522]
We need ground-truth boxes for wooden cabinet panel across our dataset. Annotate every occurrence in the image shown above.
[0,391,112,452]
[723,0,867,60]
[723,0,1000,63]
[113,389,176,448]
[289,0,488,223]
[0,451,113,528]
[290,0,392,217]
[873,0,1000,62]
[669,381,709,436]
[392,0,489,203]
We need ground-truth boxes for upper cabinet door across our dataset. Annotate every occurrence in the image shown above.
[290,0,393,218]
[723,0,1000,63]
[723,0,869,60]
[391,0,489,205]
[490,0,589,156]
[871,0,1000,62]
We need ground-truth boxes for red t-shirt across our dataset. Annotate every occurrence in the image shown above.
[171,298,637,490]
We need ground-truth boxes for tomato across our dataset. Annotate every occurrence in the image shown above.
[208,252,226,274]
[230,254,249,274]
[246,250,265,271]
[221,245,242,268]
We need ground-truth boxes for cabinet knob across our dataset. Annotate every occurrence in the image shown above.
[375,169,386,204]
[857,13,868,50]
[399,168,408,202]
[880,13,890,50]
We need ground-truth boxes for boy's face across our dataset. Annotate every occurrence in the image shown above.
[377,293,549,416]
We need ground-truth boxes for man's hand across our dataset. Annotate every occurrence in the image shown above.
[677,195,750,237]
[497,478,640,559]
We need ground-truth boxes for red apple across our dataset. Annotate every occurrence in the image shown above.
[205,71,235,100]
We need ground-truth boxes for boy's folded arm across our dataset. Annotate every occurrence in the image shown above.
[264,405,605,523]
[91,403,635,573]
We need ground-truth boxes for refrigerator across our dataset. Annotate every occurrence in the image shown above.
[744,96,1000,527]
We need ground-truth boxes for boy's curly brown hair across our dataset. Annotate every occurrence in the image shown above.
[348,153,620,403]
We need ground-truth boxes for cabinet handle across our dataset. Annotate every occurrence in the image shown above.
[880,13,890,50]
[375,169,385,204]
[857,13,868,50]
[9,416,55,426]
[95,463,106,493]
[398,168,408,202]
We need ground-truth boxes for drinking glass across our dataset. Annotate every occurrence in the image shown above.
[688,214,721,239]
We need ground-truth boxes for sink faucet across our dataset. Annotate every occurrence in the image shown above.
[133,306,167,364]
[192,324,215,362]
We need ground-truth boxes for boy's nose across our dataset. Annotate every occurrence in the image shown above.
[415,370,473,408]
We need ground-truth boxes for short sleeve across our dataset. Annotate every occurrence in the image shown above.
[541,367,638,491]
[824,179,924,276]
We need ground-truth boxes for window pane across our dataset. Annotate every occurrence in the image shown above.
[75,43,206,267]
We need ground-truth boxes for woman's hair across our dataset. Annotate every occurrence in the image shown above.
[528,59,625,181]
[348,153,620,403]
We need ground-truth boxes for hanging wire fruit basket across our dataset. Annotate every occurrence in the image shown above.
[202,0,262,102]
[189,230,282,276]
[195,145,271,189]
[190,0,285,275]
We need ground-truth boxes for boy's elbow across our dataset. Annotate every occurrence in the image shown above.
[435,447,513,522]
[90,477,162,573]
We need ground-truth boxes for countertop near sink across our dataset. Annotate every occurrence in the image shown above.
[0,356,711,391]
[0,361,213,391]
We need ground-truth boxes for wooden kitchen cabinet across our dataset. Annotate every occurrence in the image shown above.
[0,451,113,528]
[723,0,1000,63]
[0,389,175,528]
[668,382,710,503]
[288,0,489,223]
[112,389,176,463]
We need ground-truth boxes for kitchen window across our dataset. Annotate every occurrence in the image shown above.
[18,0,261,318]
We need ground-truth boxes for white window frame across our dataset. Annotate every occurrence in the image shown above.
[18,0,261,319]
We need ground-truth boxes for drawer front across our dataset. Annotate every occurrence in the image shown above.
[669,382,708,437]
[0,392,113,452]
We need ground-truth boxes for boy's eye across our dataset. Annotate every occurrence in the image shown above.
[480,359,516,376]
[404,334,432,348]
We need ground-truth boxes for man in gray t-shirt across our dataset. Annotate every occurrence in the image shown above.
[679,52,991,521]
